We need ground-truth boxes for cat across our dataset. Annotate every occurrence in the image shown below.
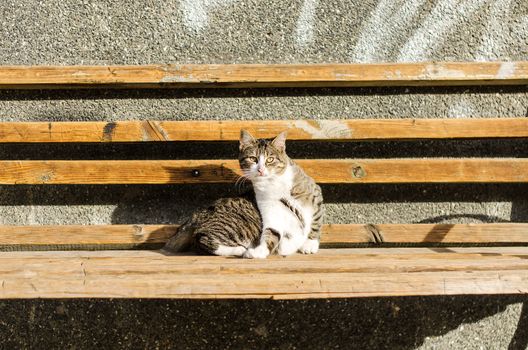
[239,130,324,259]
[163,130,324,258]
[163,193,262,256]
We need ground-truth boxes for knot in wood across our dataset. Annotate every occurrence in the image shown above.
[352,165,366,178]
[132,225,144,237]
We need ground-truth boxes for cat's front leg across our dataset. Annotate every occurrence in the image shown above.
[299,204,323,254]
[298,221,321,254]
[243,243,269,259]
[299,238,319,254]
[299,225,320,254]
[243,228,280,259]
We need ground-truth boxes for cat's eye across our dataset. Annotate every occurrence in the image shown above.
[266,157,275,163]
[248,156,258,162]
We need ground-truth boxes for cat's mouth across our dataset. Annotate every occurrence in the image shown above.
[251,172,269,179]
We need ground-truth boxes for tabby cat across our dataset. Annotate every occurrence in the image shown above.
[239,130,324,259]
[163,130,324,258]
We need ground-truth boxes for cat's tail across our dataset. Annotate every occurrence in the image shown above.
[162,220,194,253]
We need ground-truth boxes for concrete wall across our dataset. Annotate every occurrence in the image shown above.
[0,0,527,348]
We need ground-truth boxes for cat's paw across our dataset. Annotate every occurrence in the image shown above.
[243,245,270,259]
[277,238,300,256]
[214,245,247,257]
[299,239,319,254]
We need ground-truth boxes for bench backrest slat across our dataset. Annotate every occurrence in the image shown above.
[0,62,527,88]
[0,224,525,249]
[1,118,527,142]
[0,158,526,184]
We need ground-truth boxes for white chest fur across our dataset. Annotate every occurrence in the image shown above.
[252,166,313,255]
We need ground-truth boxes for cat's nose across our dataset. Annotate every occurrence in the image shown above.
[258,168,265,176]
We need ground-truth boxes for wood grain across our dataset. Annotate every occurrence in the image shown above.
[1,118,527,142]
[0,223,526,247]
[0,158,526,184]
[322,223,528,244]
[0,248,526,298]
[0,62,526,88]
[3,247,527,258]
[0,225,178,246]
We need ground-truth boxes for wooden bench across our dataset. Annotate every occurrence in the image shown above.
[0,62,527,299]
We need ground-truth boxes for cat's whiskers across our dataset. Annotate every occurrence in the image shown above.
[235,172,251,192]
[236,177,249,193]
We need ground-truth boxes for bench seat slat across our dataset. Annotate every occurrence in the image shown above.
[0,248,526,298]
[0,62,526,88]
[0,158,526,184]
[1,118,527,142]
[0,224,526,248]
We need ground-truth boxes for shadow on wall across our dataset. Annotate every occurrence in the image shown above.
[108,183,528,225]
[2,139,528,160]
[107,183,528,227]
[0,296,527,349]
[0,85,525,102]
[510,302,528,350]
[512,198,528,223]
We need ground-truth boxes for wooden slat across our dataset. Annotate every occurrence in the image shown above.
[0,248,527,298]
[2,250,528,274]
[323,223,528,244]
[1,118,527,143]
[0,62,526,89]
[0,224,526,247]
[3,247,527,258]
[0,225,177,246]
[0,158,526,184]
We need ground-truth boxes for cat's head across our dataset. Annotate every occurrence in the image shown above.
[239,130,289,179]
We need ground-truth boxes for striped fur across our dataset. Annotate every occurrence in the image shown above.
[163,194,262,256]
[280,197,305,229]
[262,227,281,254]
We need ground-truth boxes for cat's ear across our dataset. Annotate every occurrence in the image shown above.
[240,129,256,150]
[271,131,287,152]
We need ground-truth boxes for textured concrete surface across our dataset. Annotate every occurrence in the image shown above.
[0,0,526,64]
[0,296,526,350]
[0,0,527,349]
[0,87,526,122]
